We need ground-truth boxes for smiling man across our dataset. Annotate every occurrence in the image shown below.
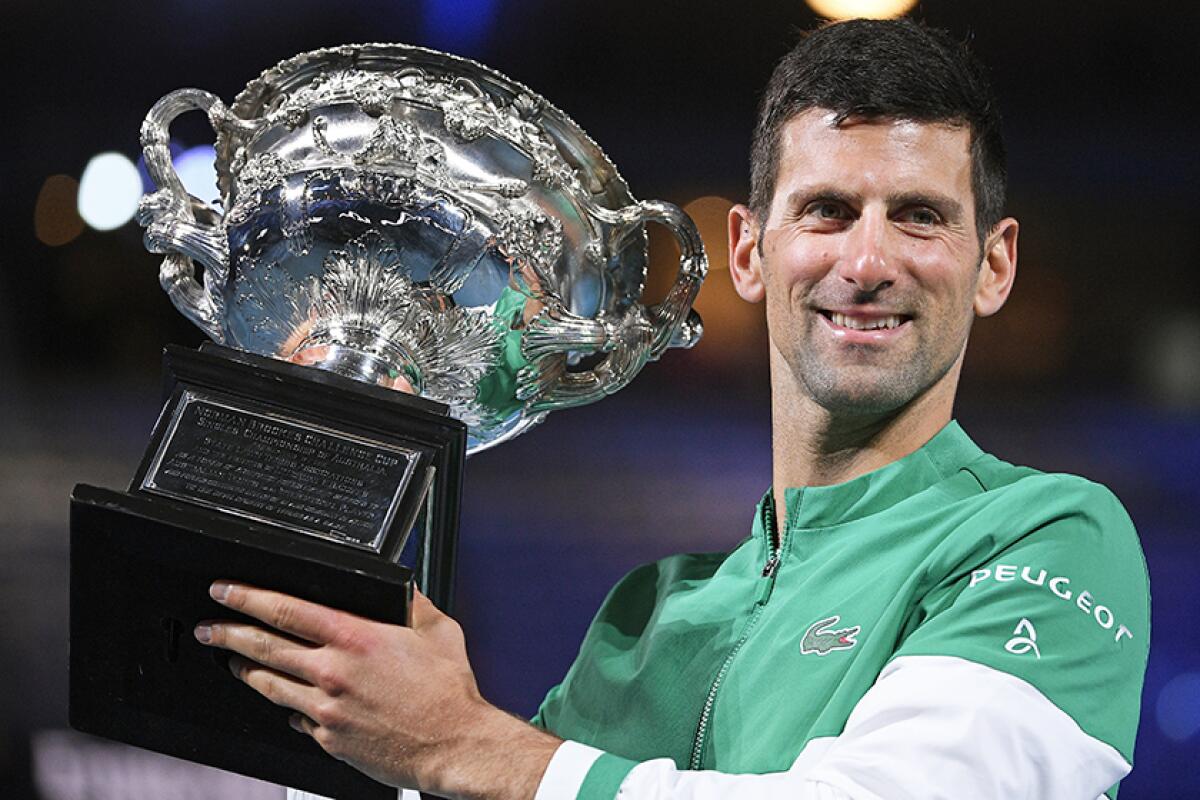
[196,18,1149,800]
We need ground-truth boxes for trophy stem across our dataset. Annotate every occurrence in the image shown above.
[289,341,419,394]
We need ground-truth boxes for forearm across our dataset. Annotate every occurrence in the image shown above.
[427,701,563,800]
[532,741,855,800]
[532,657,1126,800]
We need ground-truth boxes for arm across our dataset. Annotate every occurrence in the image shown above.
[201,474,1147,800]
[533,655,1122,800]
[533,481,1146,800]
[198,581,1122,800]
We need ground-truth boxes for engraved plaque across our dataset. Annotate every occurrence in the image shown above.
[141,391,423,554]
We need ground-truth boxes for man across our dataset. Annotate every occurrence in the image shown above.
[194,18,1149,800]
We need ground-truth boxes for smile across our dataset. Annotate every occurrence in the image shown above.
[826,312,907,331]
[818,310,913,339]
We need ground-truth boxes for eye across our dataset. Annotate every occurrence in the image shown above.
[804,201,850,221]
[897,206,942,226]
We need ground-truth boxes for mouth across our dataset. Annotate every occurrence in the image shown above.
[817,309,913,340]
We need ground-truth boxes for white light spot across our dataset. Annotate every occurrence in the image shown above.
[805,0,918,20]
[1140,310,1200,410]
[173,144,220,206]
[1157,671,1200,742]
[76,152,142,231]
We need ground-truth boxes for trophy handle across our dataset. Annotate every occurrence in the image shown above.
[137,89,257,342]
[636,200,707,352]
[523,199,707,412]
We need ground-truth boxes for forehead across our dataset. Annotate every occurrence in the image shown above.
[772,110,974,207]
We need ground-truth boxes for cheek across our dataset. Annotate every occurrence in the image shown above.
[909,251,978,307]
[907,234,982,288]
[764,237,833,290]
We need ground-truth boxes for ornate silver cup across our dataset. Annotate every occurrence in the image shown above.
[137,44,706,453]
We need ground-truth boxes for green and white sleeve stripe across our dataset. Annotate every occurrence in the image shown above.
[533,655,1127,800]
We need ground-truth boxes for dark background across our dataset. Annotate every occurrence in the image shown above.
[1,0,1198,797]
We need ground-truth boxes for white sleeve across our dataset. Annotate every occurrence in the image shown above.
[286,788,415,799]
[534,655,1129,800]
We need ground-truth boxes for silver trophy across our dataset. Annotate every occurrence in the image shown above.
[67,47,707,794]
[137,43,707,453]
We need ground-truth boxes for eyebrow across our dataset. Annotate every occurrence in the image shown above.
[784,186,857,212]
[784,186,966,221]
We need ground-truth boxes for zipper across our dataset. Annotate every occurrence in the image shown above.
[688,495,789,769]
[687,600,765,769]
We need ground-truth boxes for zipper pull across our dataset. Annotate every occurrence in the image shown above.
[757,553,780,604]
[757,493,783,605]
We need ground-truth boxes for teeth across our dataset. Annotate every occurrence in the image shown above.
[830,312,904,331]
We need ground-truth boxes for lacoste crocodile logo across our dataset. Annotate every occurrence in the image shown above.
[801,615,861,656]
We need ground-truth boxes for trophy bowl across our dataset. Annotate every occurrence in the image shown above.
[138,43,707,452]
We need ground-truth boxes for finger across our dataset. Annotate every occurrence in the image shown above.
[410,587,442,629]
[411,588,455,636]
[410,588,466,652]
[289,712,318,737]
[229,654,323,715]
[209,581,345,645]
[195,620,319,682]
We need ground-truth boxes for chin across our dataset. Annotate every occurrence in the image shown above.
[815,388,915,417]
[801,367,927,417]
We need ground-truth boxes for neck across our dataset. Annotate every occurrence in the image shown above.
[769,349,962,495]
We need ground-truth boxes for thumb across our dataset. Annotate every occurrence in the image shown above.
[411,587,436,619]
[411,587,451,630]
[411,587,467,650]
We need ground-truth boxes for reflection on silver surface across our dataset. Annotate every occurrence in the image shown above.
[138,44,706,452]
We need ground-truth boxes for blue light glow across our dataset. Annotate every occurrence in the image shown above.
[1157,672,1200,742]
[421,0,499,55]
[173,145,220,206]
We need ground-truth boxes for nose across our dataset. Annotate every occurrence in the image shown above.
[837,209,896,293]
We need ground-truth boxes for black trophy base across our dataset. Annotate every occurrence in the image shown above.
[70,484,407,799]
[69,344,465,797]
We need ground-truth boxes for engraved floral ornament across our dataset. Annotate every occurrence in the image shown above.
[277,231,505,428]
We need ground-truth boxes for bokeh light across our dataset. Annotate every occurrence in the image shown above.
[964,268,1071,381]
[34,175,85,247]
[680,195,767,367]
[1157,672,1200,742]
[173,144,219,206]
[77,152,142,231]
[1140,311,1200,410]
[805,0,918,20]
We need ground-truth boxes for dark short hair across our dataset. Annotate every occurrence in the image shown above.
[750,18,1006,243]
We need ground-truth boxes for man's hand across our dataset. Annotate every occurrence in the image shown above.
[194,581,561,799]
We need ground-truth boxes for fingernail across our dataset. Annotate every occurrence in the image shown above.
[194,624,212,644]
[210,581,232,602]
[229,654,247,679]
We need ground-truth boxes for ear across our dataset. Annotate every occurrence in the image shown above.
[974,217,1018,317]
[729,203,765,303]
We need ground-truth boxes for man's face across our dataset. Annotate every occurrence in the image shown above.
[746,110,1001,415]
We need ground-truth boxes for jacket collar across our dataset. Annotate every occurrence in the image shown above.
[754,420,983,537]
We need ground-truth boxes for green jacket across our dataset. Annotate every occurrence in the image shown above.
[533,422,1150,799]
